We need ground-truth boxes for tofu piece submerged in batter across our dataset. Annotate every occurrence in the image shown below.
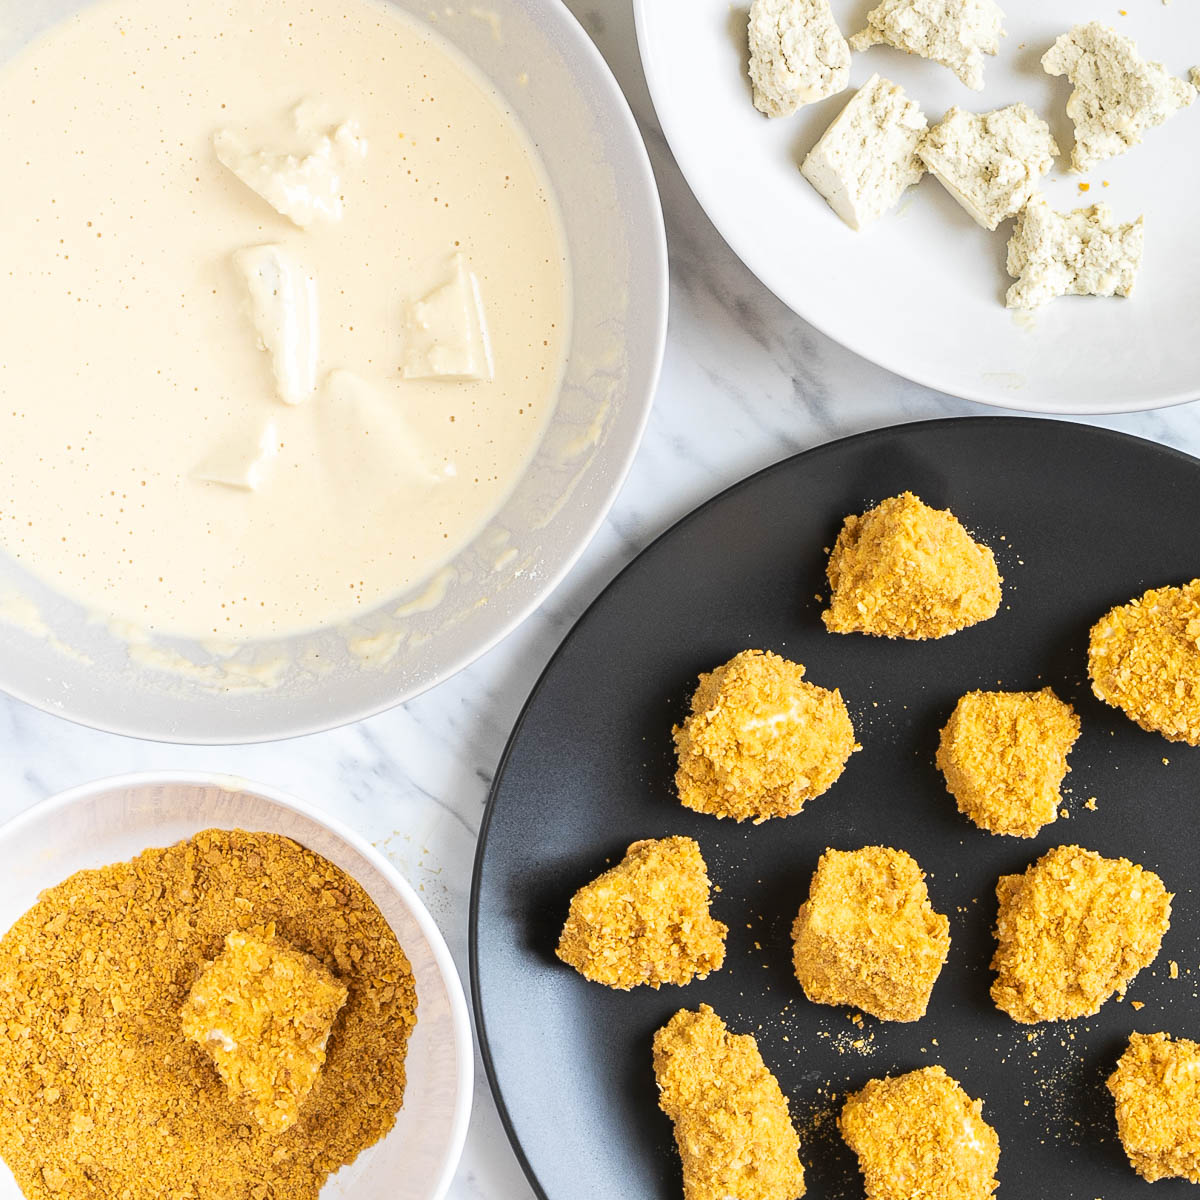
[1042,22,1196,172]
[1088,579,1200,745]
[1108,1031,1200,1184]
[936,688,1081,838]
[791,846,950,1022]
[823,492,1002,639]
[840,1066,1000,1200]
[850,0,1005,91]
[555,836,728,990]
[748,0,851,118]
[673,649,858,823]
[991,844,1172,1023]
[653,1004,806,1200]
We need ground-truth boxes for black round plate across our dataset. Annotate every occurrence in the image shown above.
[471,417,1200,1200]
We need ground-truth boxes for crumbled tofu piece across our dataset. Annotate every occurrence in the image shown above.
[1005,197,1143,310]
[800,75,927,230]
[214,104,367,229]
[233,244,320,405]
[936,688,1081,837]
[653,1005,806,1200]
[1042,23,1196,171]
[193,418,280,490]
[990,845,1172,1023]
[400,253,494,381]
[840,1066,1000,1200]
[823,491,1001,639]
[1089,580,1200,745]
[850,0,1005,91]
[748,0,850,118]
[555,837,728,989]
[180,925,348,1134]
[792,847,951,1022]
[673,649,858,822]
[919,104,1058,230]
[1108,1032,1200,1183]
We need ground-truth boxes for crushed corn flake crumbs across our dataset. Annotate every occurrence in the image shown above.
[0,829,417,1200]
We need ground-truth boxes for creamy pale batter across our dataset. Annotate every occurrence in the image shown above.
[0,0,569,640]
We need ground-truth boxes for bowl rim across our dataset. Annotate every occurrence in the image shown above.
[0,0,669,746]
[0,770,474,1200]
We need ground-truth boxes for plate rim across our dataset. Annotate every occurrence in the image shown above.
[630,0,1200,416]
[469,413,1200,1200]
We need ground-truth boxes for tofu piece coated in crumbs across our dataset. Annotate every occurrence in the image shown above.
[919,104,1058,230]
[1042,22,1196,172]
[1088,579,1200,745]
[673,649,858,823]
[792,846,950,1022]
[748,0,850,118]
[555,837,727,989]
[653,1005,806,1200]
[823,491,1001,639]
[800,74,927,230]
[850,0,1005,91]
[840,1066,1000,1200]
[180,924,348,1134]
[1005,198,1143,310]
[936,688,1081,838]
[1108,1031,1200,1183]
[990,844,1172,1023]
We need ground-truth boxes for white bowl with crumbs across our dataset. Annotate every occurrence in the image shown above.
[0,773,472,1200]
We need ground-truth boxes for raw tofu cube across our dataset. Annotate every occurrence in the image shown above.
[748,0,850,118]
[1006,197,1144,310]
[1042,22,1196,172]
[850,0,1005,91]
[919,103,1058,230]
[401,254,494,381]
[180,926,348,1134]
[800,74,927,230]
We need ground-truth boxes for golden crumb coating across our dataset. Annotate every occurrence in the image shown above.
[180,925,348,1135]
[1108,1031,1200,1183]
[823,492,1002,639]
[555,837,727,990]
[791,847,950,1022]
[653,1004,805,1200]
[840,1066,1000,1200]
[936,688,1081,838]
[673,649,858,823]
[1088,580,1200,745]
[990,845,1172,1023]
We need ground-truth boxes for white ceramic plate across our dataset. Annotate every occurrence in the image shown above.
[0,774,472,1200]
[634,0,1200,412]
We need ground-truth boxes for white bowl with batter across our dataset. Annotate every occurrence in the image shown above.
[0,0,667,741]
[0,772,473,1200]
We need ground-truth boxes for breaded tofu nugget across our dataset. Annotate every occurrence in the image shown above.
[673,649,858,823]
[823,492,1001,639]
[1107,1031,1200,1183]
[1088,580,1200,745]
[840,1066,1000,1200]
[653,1004,806,1200]
[991,844,1172,1023]
[936,688,1081,838]
[555,837,727,990]
[791,846,950,1022]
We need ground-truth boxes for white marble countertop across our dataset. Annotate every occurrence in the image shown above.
[2,1,1198,1197]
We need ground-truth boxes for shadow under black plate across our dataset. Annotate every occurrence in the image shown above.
[470,416,1200,1200]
